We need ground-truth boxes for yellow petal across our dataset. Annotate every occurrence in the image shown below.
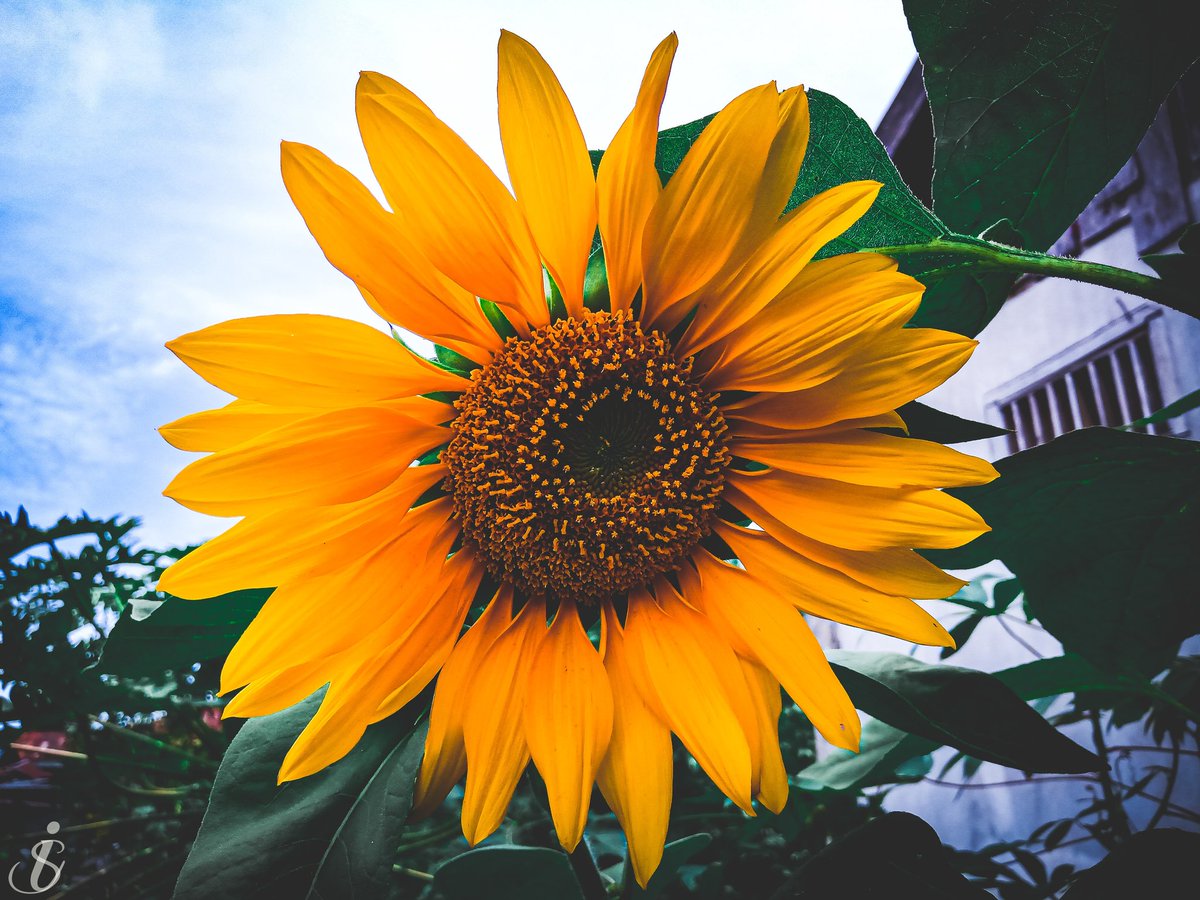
[220,498,459,693]
[277,549,482,782]
[597,33,677,312]
[724,329,978,431]
[372,550,487,719]
[412,586,515,820]
[715,520,953,647]
[624,586,755,811]
[157,463,445,598]
[739,658,789,814]
[524,600,613,850]
[498,31,596,318]
[737,86,810,253]
[355,84,546,331]
[222,652,348,719]
[727,410,906,444]
[722,492,966,599]
[732,430,998,489]
[167,313,468,408]
[691,550,860,751]
[159,401,317,453]
[596,605,673,889]
[280,144,499,354]
[164,406,444,517]
[696,258,915,392]
[460,600,546,844]
[680,182,883,357]
[640,83,780,328]
[726,469,990,552]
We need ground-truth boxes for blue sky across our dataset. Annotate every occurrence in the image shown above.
[0,0,917,550]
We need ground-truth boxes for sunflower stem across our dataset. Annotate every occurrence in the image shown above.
[567,839,607,900]
[870,236,1176,309]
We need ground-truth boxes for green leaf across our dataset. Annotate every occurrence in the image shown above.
[797,719,933,791]
[925,428,1200,677]
[1121,387,1200,430]
[434,343,482,375]
[434,846,585,900]
[627,833,712,898]
[97,589,270,677]
[480,298,519,340]
[940,614,984,659]
[1142,223,1200,316]
[991,578,1022,614]
[768,813,991,899]
[1062,829,1200,899]
[895,401,1010,444]
[994,653,1154,702]
[650,89,1032,336]
[654,90,949,252]
[829,651,1100,773]
[174,691,427,900]
[787,90,947,254]
[906,0,1200,252]
[657,91,948,250]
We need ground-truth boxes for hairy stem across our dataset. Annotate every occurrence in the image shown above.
[872,237,1176,307]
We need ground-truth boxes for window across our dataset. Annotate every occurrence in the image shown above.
[997,326,1170,453]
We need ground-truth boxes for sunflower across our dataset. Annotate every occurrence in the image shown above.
[158,31,996,886]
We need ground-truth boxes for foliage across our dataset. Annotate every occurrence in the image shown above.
[1,510,228,899]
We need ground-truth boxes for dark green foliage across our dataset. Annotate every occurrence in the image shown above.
[174,691,428,900]
[99,589,270,678]
[770,813,991,899]
[926,428,1200,677]
[906,0,1199,252]
[1142,223,1200,318]
[435,846,586,900]
[829,651,1101,773]
[1,510,227,899]
[1062,829,1200,898]
[895,401,1011,444]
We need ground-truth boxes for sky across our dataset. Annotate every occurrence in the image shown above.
[0,0,918,551]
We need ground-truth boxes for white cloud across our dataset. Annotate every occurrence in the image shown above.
[0,0,915,549]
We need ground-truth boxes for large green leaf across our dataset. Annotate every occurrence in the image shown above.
[829,651,1099,773]
[655,90,947,256]
[926,428,1200,677]
[1062,829,1200,899]
[895,401,1009,444]
[651,90,1019,335]
[995,653,1154,702]
[803,652,1170,791]
[628,833,713,898]
[1142,223,1200,318]
[174,691,426,900]
[906,0,1199,252]
[98,590,270,677]
[434,846,585,900]
[796,719,934,791]
[768,813,991,899]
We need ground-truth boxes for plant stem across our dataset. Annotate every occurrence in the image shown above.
[392,866,435,882]
[995,615,1044,659]
[1090,711,1132,844]
[871,237,1175,306]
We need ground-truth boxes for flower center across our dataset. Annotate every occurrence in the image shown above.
[444,310,730,603]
